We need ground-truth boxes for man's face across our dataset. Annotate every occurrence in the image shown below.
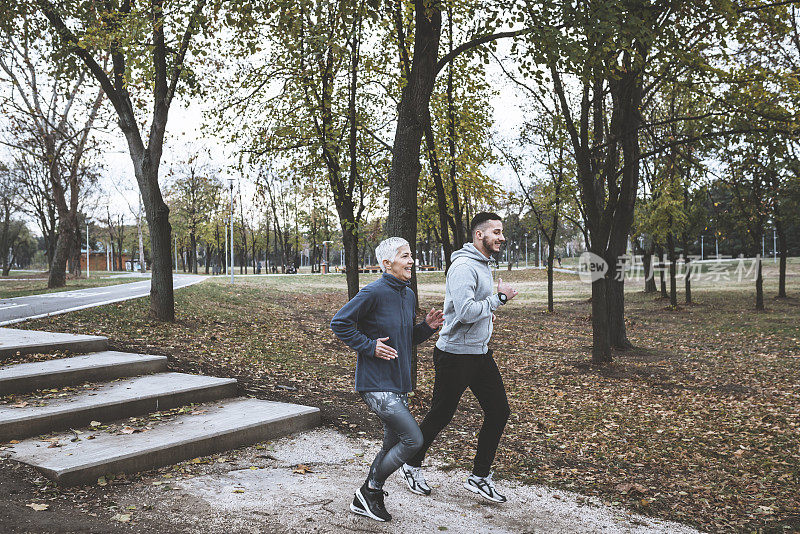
[385,244,414,281]
[478,220,505,254]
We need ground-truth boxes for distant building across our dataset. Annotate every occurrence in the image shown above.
[80,250,132,272]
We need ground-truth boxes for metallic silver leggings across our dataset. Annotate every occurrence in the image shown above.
[360,391,423,489]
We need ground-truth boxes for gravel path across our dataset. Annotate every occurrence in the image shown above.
[119,428,700,534]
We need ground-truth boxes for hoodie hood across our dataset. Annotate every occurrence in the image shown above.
[451,242,492,264]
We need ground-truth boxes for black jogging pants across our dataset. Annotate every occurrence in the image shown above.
[407,347,510,477]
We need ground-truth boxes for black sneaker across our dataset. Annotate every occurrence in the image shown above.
[351,483,392,522]
[350,493,366,515]
[464,472,507,503]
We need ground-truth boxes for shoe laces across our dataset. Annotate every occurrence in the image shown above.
[472,472,497,490]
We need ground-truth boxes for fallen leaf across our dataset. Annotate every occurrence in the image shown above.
[26,503,49,511]
[111,513,131,522]
[97,476,107,486]
[120,427,137,434]
[615,482,647,494]
[11,401,29,408]
[293,464,313,474]
[90,421,102,427]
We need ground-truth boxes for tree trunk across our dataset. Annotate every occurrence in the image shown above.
[755,250,764,311]
[591,274,612,363]
[667,231,677,307]
[607,275,631,349]
[134,155,174,320]
[137,218,146,273]
[48,218,73,288]
[547,241,554,313]
[657,247,667,298]
[145,195,174,320]
[683,233,692,305]
[387,0,441,305]
[69,222,82,276]
[424,118,454,272]
[776,220,787,298]
[642,252,657,292]
[606,68,641,351]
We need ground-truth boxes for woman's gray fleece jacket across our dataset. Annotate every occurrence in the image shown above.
[436,243,502,354]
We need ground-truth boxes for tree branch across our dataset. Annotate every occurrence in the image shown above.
[435,28,530,74]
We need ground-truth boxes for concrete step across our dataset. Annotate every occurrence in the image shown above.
[0,328,107,360]
[0,373,237,441]
[0,351,168,395]
[2,398,320,485]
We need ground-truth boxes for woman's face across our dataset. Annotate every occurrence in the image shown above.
[385,244,413,281]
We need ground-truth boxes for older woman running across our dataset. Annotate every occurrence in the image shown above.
[330,237,443,522]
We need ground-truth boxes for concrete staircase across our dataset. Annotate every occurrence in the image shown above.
[0,329,320,485]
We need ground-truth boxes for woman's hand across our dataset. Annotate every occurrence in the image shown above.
[425,308,444,329]
[374,337,398,360]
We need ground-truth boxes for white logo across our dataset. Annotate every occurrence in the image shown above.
[577,252,608,283]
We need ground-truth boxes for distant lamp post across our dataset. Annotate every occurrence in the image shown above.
[228,178,235,283]
[525,233,529,267]
[773,227,777,263]
[86,220,90,278]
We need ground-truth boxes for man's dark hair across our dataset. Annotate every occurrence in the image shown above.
[470,212,502,236]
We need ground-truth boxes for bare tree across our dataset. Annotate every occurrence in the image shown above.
[0,31,104,287]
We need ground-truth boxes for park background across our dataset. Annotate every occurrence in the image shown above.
[1,0,800,532]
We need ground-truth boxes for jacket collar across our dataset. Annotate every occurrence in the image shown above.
[382,272,411,291]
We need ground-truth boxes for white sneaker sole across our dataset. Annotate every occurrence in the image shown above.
[351,491,388,522]
[463,480,506,503]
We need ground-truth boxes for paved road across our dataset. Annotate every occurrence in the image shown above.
[0,274,206,326]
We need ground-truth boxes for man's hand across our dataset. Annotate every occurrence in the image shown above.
[425,308,444,329]
[374,337,398,360]
[498,278,518,302]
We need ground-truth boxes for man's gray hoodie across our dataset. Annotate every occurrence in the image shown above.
[436,243,502,354]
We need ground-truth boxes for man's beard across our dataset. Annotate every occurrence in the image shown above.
[482,236,498,255]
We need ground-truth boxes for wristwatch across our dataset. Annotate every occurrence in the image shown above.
[497,292,508,304]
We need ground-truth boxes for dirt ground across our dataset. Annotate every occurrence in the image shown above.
[0,427,701,534]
